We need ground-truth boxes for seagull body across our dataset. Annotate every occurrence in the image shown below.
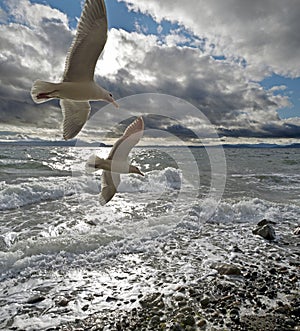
[90,158,141,174]
[87,117,144,205]
[31,0,118,140]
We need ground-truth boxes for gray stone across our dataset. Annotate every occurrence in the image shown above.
[85,219,97,226]
[257,219,276,227]
[106,296,118,302]
[198,319,207,328]
[213,263,242,276]
[149,315,160,325]
[56,297,69,307]
[171,324,183,331]
[139,292,164,309]
[183,315,196,326]
[27,295,45,304]
[253,224,276,240]
[174,294,185,301]
[200,296,210,308]
[274,304,290,314]
[0,236,7,251]
[82,304,89,311]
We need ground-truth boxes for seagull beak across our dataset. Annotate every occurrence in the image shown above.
[139,170,145,176]
[112,100,119,108]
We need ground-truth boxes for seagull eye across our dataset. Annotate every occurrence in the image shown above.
[109,93,113,97]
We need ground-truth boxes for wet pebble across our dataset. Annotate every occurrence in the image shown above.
[26,295,45,304]
[200,296,210,308]
[183,315,195,326]
[213,263,242,276]
[253,222,276,240]
[198,319,207,328]
[106,296,118,303]
[56,297,70,307]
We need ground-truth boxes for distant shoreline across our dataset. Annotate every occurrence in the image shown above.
[0,140,300,149]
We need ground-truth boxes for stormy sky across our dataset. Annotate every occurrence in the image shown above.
[0,0,299,143]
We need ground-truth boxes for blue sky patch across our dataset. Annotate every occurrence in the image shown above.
[261,75,300,119]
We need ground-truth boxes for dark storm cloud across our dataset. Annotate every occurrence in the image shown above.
[219,122,300,139]
[0,1,71,127]
[115,115,198,140]
[96,37,293,139]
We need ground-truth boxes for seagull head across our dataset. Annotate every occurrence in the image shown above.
[129,165,144,176]
[104,91,119,108]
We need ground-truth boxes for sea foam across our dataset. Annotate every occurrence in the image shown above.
[0,168,182,210]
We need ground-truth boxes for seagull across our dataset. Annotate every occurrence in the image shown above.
[30,0,118,140]
[86,117,144,205]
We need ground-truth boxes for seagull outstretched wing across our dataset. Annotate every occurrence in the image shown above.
[63,0,108,82]
[60,100,91,140]
[108,117,144,162]
[99,171,120,205]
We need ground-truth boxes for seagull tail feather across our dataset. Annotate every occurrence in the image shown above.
[31,80,60,104]
[85,154,106,173]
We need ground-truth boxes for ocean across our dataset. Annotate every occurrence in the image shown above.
[0,145,299,330]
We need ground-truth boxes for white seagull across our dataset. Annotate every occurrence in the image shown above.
[31,0,118,140]
[86,117,144,205]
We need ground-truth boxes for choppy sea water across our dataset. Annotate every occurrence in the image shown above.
[0,146,299,330]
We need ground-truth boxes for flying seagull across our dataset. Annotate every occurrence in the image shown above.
[86,117,144,205]
[31,0,118,140]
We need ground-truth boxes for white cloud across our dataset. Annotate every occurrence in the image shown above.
[164,30,190,47]
[97,28,158,82]
[119,0,300,78]
[269,85,287,92]
[7,0,68,27]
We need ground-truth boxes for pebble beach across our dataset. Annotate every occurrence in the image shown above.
[44,220,299,331]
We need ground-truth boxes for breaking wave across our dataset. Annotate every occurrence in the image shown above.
[0,167,183,210]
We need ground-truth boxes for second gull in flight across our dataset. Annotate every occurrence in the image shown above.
[86,117,144,205]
